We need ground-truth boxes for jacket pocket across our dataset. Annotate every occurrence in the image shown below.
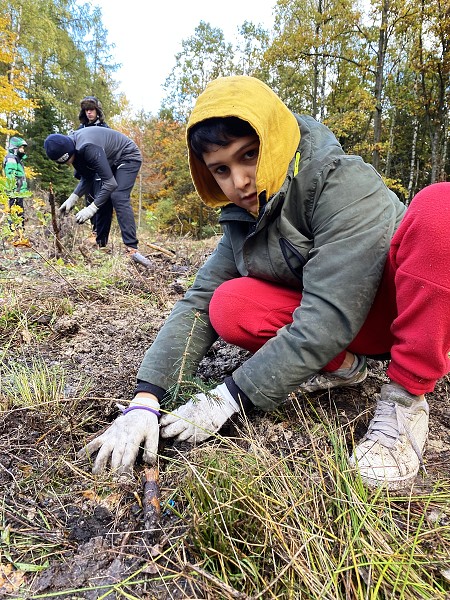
[279,238,308,282]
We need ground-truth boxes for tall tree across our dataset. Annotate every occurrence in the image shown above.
[368,0,417,171]
[1,0,119,129]
[0,14,34,139]
[1,0,120,189]
[22,98,75,199]
[74,3,121,119]
[161,21,235,122]
[266,0,363,118]
[234,21,271,79]
[414,0,450,183]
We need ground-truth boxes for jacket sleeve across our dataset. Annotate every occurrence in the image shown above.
[137,233,241,401]
[72,144,117,207]
[233,157,401,410]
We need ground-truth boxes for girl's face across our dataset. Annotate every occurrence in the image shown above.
[202,135,259,215]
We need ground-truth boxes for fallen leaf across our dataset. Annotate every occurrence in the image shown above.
[12,239,31,247]
[141,562,159,574]
[0,562,25,595]
[82,489,101,502]
[21,329,32,344]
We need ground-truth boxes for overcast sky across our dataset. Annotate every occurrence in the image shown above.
[88,0,276,115]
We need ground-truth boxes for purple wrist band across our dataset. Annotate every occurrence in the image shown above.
[122,406,160,417]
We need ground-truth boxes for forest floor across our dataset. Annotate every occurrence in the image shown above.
[0,206,449,599]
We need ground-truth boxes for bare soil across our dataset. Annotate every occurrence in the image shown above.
[1,213,449,599]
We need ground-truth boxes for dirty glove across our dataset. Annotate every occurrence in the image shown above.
[160,383,240,443]
[75,202,99,224]
[59,193,79,214]
[78,396,160,475]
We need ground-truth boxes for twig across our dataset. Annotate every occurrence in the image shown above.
[127,260,155,292]
[35,421,61,444]
[48,183,64,257]
[119,531,133,552]
[142,467,161,539]
[143,241,176,258]
[185,563,250,599]
[28,245,89,301]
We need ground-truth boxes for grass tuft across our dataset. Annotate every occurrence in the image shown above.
[1,357,67,412]
[162,407,450,599]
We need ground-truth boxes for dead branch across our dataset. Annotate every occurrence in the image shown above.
[48,183,64,257]
[142,467,162,539]
[143,241,176,259]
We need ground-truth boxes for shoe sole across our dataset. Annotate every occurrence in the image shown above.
[301,368,368,393]
[353,464,420,491]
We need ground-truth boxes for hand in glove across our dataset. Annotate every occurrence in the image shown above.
[160,383,240,443]
[59,193,79,215]
[75,202,99,224]
[78,396,160,475]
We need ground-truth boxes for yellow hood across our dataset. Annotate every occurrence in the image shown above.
[187,76,300,208]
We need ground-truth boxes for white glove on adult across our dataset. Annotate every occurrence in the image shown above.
[79,396,160,475]
[59,193,79,214]
[160,383,240,443]
[75,203,99,224]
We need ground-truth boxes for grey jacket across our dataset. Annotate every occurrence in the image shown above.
[138,115,405,410]
[70,127,141,207]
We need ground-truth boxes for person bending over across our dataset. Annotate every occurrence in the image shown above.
[44,127,145,260]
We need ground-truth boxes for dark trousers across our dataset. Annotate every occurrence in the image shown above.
[96,160,140,248]
[9,197,25,227]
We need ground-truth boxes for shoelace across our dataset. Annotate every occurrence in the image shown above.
[363,400,427,473]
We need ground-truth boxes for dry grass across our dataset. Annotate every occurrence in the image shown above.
[158,407,450,600]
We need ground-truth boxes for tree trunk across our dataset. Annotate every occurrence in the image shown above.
[6,5,22,139]
[385,109,396,177]
[372,0,389,172]
[407,116,418,204]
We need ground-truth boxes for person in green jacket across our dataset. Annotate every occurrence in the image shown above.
[81,76,450,491]
[3,136,29,228]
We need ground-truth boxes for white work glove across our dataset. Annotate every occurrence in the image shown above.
[59,193,79,214]
[75,202,99,224]
[79,396,160,475]
[160,383,240,443]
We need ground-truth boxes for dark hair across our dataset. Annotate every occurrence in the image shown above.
[189,117,256,159]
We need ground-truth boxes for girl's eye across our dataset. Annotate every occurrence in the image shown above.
[215,165,228,175]
[245,148,258,160]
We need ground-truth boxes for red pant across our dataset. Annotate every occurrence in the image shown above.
[209,184,450,395]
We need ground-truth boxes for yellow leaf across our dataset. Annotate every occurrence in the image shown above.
[12,238,30,247]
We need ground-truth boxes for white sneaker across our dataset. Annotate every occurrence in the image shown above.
[349,383,429,490]
[300,354,367,393]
